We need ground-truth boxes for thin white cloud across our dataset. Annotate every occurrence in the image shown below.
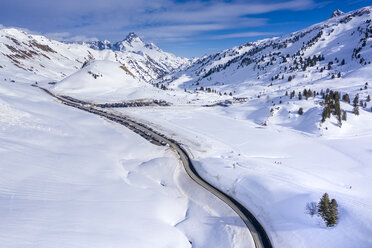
[1,0,319,44]
[210,31,280,39]
[45,32,98,42]
[150,0,315,24]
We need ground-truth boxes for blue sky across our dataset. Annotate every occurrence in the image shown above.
[0,0,370,57]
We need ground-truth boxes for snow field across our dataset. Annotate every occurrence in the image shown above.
[118,102,372,248]
[0,83,251,248]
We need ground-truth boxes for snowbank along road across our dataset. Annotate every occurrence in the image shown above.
[40,87,273,248]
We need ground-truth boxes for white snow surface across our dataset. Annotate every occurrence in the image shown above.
[0,83,252,248]
[53,60,154,100]
[0,5,372,248]
[52,60,230,104]
[117,100,372,248]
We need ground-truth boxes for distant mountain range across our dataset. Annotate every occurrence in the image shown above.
[0,29,189,83]
[161,6,371,94]
[87,32,158,52]
[0,6,371,94]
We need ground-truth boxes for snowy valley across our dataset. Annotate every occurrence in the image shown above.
[1,5,372,248]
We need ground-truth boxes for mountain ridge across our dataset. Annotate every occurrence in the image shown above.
[161,6,372,95]
[0,6,371,94]
[87,32,159,52]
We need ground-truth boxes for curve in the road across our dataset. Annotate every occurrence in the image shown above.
[40,87,273,248]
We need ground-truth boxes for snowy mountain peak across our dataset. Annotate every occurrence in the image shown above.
[330,9,344,18]
[124,32,141,43]
[119,32,148,50]
[0,26,190,83]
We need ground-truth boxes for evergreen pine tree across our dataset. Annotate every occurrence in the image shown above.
[327,199,339,227]
[342,111,347,121]
[298,107,304,115]
[321,107,328,123]
[333,92,342,126]
[318,193,331,222]
[353,94,360,115]
[353,106,360,115]
[342,93,350,103]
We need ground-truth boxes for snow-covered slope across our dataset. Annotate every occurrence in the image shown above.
[164,6,372,96]
[119,102,372,248]
[89,32,190,78]
[0,80,252,248]
[1,5,372,248]
[53,60,150,99]
[52,60,181,102]
[0,29,189,84]
[0,28,100,82]
[51,60,229,104]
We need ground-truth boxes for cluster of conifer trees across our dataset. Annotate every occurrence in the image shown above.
[198,86,233,96]
[320,90,370,125]
[318,193,339,227]
[321,91,343,126]
[283,87,371,123]
[155,83,168,90]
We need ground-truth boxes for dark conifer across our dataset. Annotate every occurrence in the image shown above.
[342,111,347,121]
[353,94,360,115]
[298,107,304,115]
[327,199,339,227]
[342,93,350,103]
[318,193,331,222]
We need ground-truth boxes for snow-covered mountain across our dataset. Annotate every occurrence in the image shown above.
[0,29,189,83]
[163,6,372,96]
[88,32,190,80]
[1,5,372,248]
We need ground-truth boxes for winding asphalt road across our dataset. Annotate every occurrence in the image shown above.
[40,87,273,248]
